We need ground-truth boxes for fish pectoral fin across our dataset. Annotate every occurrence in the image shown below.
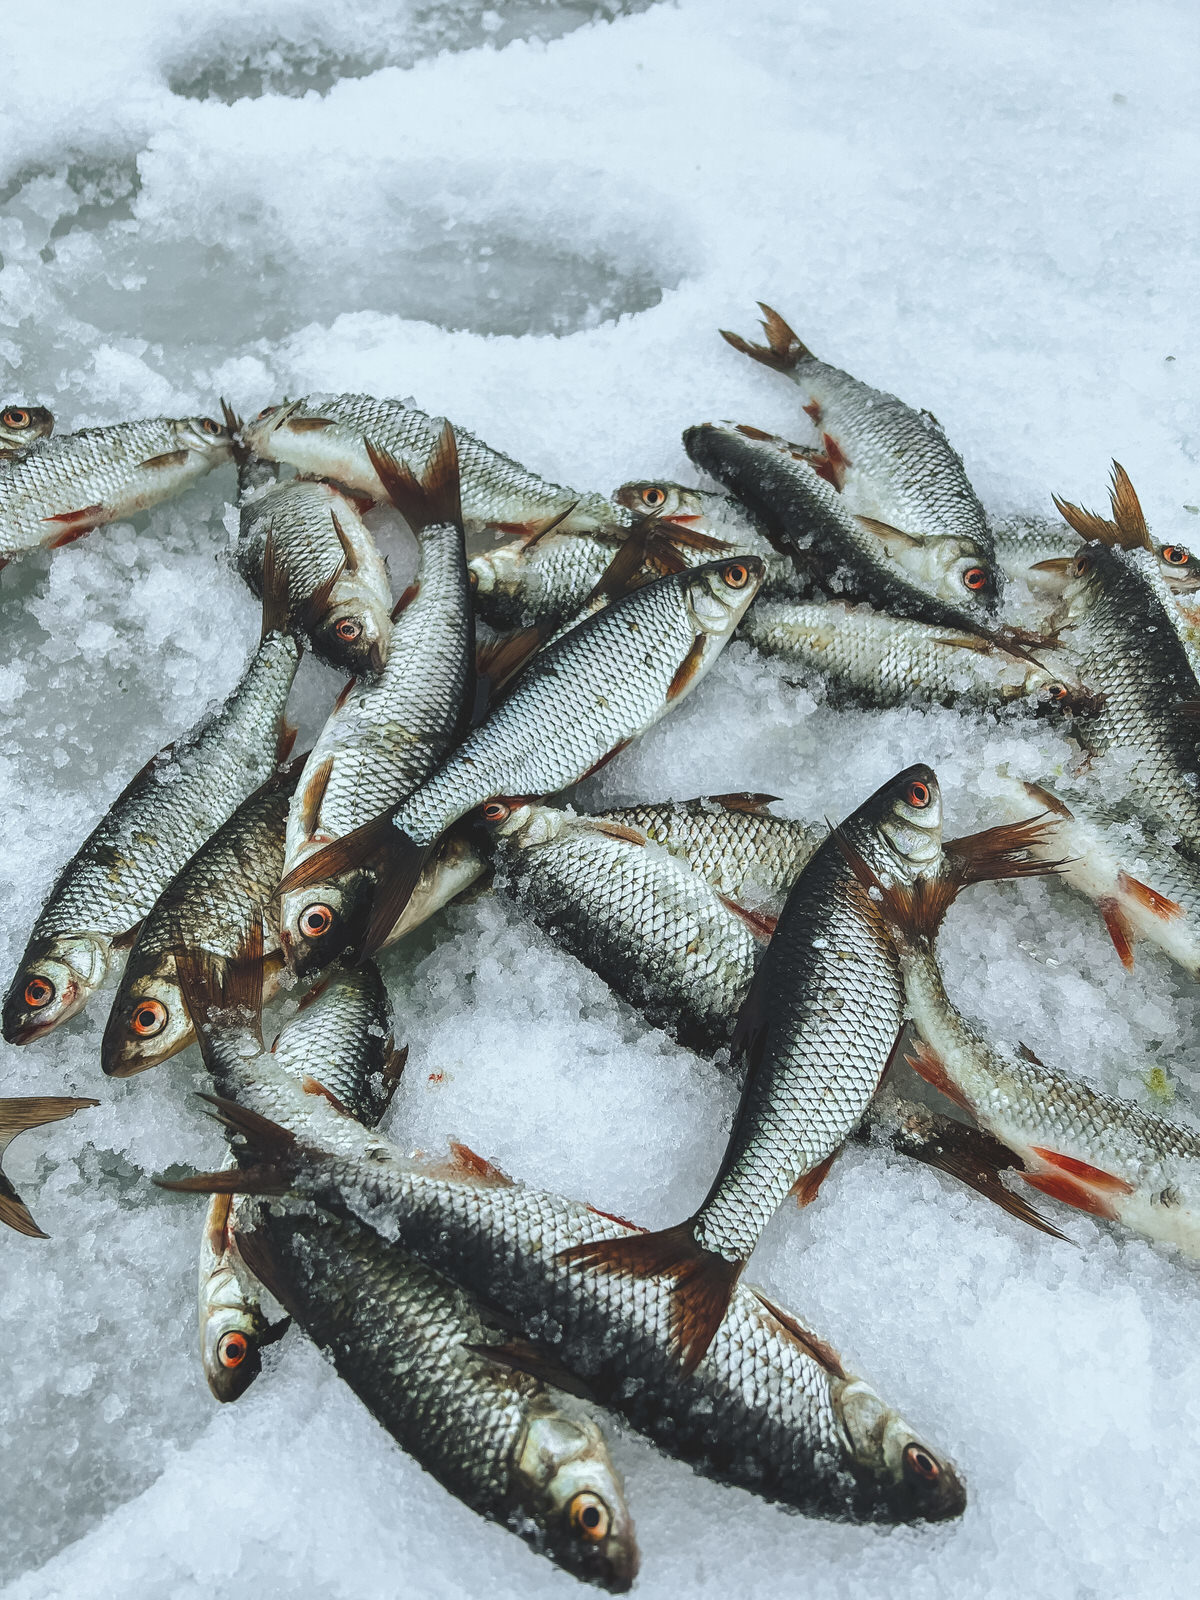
[475,624,545,711]
[854,514,923,552]
[1118,870,1184,921]
[286,416,336,433]
[1019,1148,1135,1220]
[559,1221,740,1378]
[716,892,777,942]
[788,1149,839,1207]
[300,1074,354,1117]
[295,755,335,838]
[578,740,631,783]
[750,1291,846,1376]
[718,303,813,374]
[902,1037,976,1116]
[1029,556,1076,575]
[467,1336,599,1402]
[1098,898,1136,968]
[138,449,190,471]
[42,503,105,528]
[230,1222,301,1319]
[666,635,709,701]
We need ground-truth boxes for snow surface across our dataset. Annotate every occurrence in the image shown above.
[1,1,1198,1595]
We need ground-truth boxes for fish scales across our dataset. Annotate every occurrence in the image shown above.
[597,796,820,900]
[271,963,399,1125]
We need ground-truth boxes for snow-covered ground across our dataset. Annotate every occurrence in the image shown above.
[1,1,1197,1595]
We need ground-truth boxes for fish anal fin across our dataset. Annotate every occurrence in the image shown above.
[586,1201,642,1231]
[1099,898,1136,968]
[139,449,189,471]
[802,398,822,425]
[1117,870,1183,922]
[717,892,777,942]
[751,1291,846,1376]
[789,1149,838,1207]
[559,1220,739,1376]
[1029,1146,1135,1194]
[904,1038,974,1116]
[43,503,104,529]
[445,1141,514,1186]
[666,634,708,701]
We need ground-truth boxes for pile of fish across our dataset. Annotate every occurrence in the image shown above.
[5,304,1200,1587]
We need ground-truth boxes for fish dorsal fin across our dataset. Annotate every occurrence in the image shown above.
[1016,1041,1047,1069]
[329,509,359,573]
[856,514,923,552]
[751,1290,846,1377]
[719,303,813,374]
[707,791,782,813]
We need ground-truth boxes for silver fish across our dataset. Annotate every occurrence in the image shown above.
[2,561,299,1044]
[280,556,764,957]
[0,1096,97,1238]
[0,414,231,566]
[0,404,54,455]
[241,395,628,541]
[197,1188,288,1402]
[279,427,475,976]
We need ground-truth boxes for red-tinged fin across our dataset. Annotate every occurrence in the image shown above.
[290,553,347,641]
[751,1292,847,1377]
[329,509,360,573]
[812,432,850,492]
[46,526,95,550]
[1016,1041,1048,1069]
[789,1149,838,1207]
[1029,1146,1136,1193]
[559,1221,740,1377]
[1117,870,1183,921]
[719,303,812,374]
[366,424,461,535]
[392,583,419,620]
[830,825,958,943]
[717,892,777,942]
[587,1201,641,1231]
[802,398,822,425]
[466,1337,598,1402]
[475,624,545,708]
[300,1074,353,1116]
[578,739,631,784]
[1052,493,1117,545]
[651,522,731,558]
[591,821,649,846]
[206,1191,233,1254]
[332,676,357,714]
[667,635,709,701]
[734,422,777,443]
[42,503,104,527]
[904,1037,975,1116]
[378,1044,408,1113]
[944,814,1067,891]
[276,720,298,766]
[1018,1169,1123,1219]
[445,1140,514,1185]
[138,448,190,471]
[286,416,335,433]
[277,813,402,896]
[360,831,439,959]
[1098,898,1136,969]
[708,791,782,813]
[295,755,335,839]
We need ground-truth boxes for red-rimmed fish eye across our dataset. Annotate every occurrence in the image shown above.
[334,618,362,643]
[1073,554,1091,576]
[299,904,334,939]
[218,1331,249,1369]
[1048,683,1070,702]
[906,780,932,809]
[568,1492,611,1543]
[23,976,54,1009]
[962,566,988,591]
[199,417,222,436]
[2,407,30,429]
[481,801,511,823]
[722,562,751,589]
[640,485,667,508]
[255,406,276,421]
[903,1443,941,1483]
[131,999,167,1037]
[1163,545,1190,566]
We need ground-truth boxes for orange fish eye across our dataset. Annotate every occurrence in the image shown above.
[199,417,221,435]
[482,801,510,823]
[641,485,666,508]
[903,1443,940,1482]
[335,618,362,642]
[3,407,30,428]
[962,566,987,591]
[299,904,334,938]
[256,406,276,420]
[906,780,931,808]
[1049,683,1069,701]
[131,999,167,1037]
[24,976,54,1009]
[723,562,750,588]
[1163,545,1189,566]
[218,1330,249,1369]
[568,1492,611,1543]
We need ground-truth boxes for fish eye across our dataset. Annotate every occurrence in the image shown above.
[722,562,750,588]
[299,904,334,939]
[3,407,30,429]
[335,618,362,642]
[481,801,510,823]
[568,1492,611,1543]
[256,406,276,421]
[962,566,988,591]
[641,485,666,508]
[1073,554,1091,576]
[1048,683,1070,702]
[218,1331,249,1369]
[903,1443,941,1483]
[24,976,55,1009]
[131,999,167,1037]
[199,417,222,435]
[1163,545,1190,566]
[906,780,932,808]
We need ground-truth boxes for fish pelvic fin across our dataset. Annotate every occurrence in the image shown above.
[719,303,813,374]
[367,422,461,534]
[559,1220,740,1377]
[750,1292,847,1376]
[0,1096,99,1238]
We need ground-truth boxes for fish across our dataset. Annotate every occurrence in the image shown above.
[0,404,54,455]
[196,1188,289,1402]
[174,938,638,1586]
[684,421,1003,635]
[1047,467,1200,856]
[2,552,300,1044]
[241,395,629,541]
[100,766,299,1077]
[280,555,765,956]
[742,598,1096,716]
[720,304,997,588]
[0,414,232,566]
[562,769,1052,1374]
[278,426,475,977]
[842,831,1200,1257]
[161,1097,965,1525]
[0,1096,98,1237]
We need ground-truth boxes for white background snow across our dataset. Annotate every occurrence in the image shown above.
[1,1,1197,1596]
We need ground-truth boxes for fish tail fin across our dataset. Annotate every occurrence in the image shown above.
[155,1094,301,1199]
[220,398,249,468]
[260,530,292,641]
[944,814,1067,893]
[719,303,813,374]
[367,422,461,534]
[559,1220,740,1376]
[1108,462,1150,549]
[0,1095,99,1238]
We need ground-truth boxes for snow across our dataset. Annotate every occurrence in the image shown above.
[1,0,1197,1595]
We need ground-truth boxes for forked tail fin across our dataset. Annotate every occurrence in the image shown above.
[1052,461,1150,553]
[0,1096,99,1237]
[367,423,461,534]
[155,1094,303,1200]
[559,1220,740,1377]
[719,303,814,375]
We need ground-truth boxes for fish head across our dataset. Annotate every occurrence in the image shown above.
[2,933,110,1044]
[514,1408,639,1592]
[279,869,375,977]
[0,403,53,449]
[1156,540,1200,594]
[174,414,235,463]
[387,827,489,942]
[834,1376,966,1523]
[870,764,943,880]
[613,480,702,524]
[199,1265,272,1403]
[474,797,566,852]
[101,963,193,1077]
[683,554,765,639]
[309,601,391,679]
[880,531,1000,616]
[468,541,528,600]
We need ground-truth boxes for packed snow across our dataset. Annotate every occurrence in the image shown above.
[1,1,1197,1595]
